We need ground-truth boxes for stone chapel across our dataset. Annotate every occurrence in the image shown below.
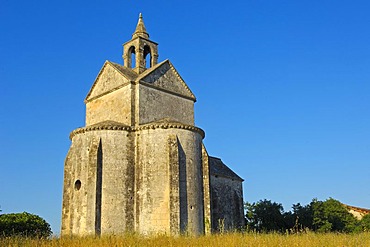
[61,14,244,236]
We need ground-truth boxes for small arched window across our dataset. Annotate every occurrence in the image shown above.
[129,46,136,68]
[143,45,151,68]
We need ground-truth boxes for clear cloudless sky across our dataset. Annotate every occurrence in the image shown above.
[1,0,370,235]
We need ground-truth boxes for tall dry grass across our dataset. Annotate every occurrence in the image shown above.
[1,232,369,247]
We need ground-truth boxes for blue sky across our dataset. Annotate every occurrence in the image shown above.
[1,0,370,234]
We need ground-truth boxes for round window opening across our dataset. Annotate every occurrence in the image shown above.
[74,180,82,191]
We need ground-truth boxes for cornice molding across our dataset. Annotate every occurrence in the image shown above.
[70,122,205,140]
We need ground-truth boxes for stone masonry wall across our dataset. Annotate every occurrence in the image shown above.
[62,126,205,236]
[135,127,204,235]
[62,134,101,236]
[138,84,194,125]
[86,85,133,126]
[61,129,134,235]
[210,175,244,232]
[99,130,135,234]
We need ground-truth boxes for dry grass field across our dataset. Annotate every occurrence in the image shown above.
[1,232,370,247]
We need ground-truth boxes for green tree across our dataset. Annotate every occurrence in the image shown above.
[311,198,358,233]
[291,203,313,230]
[245,199,286,232]
[246,198,362,234]
[0,212,52,238]
[281,203,313,232]
[282,210,295,230]
[359,214,370,232]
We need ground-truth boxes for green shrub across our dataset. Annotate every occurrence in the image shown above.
[359,214,370,232]
[0,212,52,238]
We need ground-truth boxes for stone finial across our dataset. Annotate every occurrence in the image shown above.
[132,13,149,39]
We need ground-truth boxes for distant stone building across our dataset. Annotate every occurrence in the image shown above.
[61,14,244,236]
[344,204,370,220]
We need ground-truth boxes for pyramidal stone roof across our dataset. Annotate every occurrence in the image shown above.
[132,13,149,39]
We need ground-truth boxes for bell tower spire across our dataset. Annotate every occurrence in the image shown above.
[123,13,158,74]
[132,13,149,39]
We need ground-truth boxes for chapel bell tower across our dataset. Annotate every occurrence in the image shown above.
[123,13,159,74]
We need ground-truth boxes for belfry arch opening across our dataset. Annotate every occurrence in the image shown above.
[129,46,136,69]
[144,45,151,68]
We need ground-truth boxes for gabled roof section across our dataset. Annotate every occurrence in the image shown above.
[85,61,137,102]
[136,60,196,101]
[209,157,244,182]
